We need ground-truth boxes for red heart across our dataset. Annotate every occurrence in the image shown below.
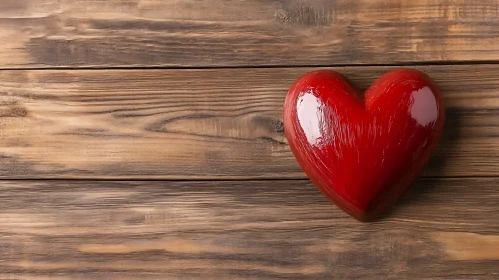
[283,69,445,222]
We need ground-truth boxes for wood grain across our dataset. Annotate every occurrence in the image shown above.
[0,0,498,68]
[1,65,499,179]
[0,178,497,279]
[1,1,498,278]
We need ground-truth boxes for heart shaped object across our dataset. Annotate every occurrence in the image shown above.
[283,69,445,222]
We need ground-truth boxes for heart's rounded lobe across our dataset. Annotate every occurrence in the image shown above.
[283,69,445,222]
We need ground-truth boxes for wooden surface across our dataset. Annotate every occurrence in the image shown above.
[1,65,499,179]
[0,179,498,279]
[0,0,498,68]
[0,0,498,279]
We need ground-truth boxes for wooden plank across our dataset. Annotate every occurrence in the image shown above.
[0,0,498,68]
[1,64,499,179]
[0,178,497,279]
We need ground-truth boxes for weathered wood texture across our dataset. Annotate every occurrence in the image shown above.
[0,0,498,68]
[0,65,497,179]
[0,179,497,279]
[1,0,498,279]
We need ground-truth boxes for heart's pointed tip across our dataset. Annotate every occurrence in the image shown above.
[341,208,381,223]
[351,213,381,223]
[330,201,384,222]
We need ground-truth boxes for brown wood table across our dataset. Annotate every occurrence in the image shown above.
[0,1,498,279]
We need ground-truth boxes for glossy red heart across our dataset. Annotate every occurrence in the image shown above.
[283,69,445,222]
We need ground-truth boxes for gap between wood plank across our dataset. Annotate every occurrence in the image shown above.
[0,175,497,182]
[0,60,498,71]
